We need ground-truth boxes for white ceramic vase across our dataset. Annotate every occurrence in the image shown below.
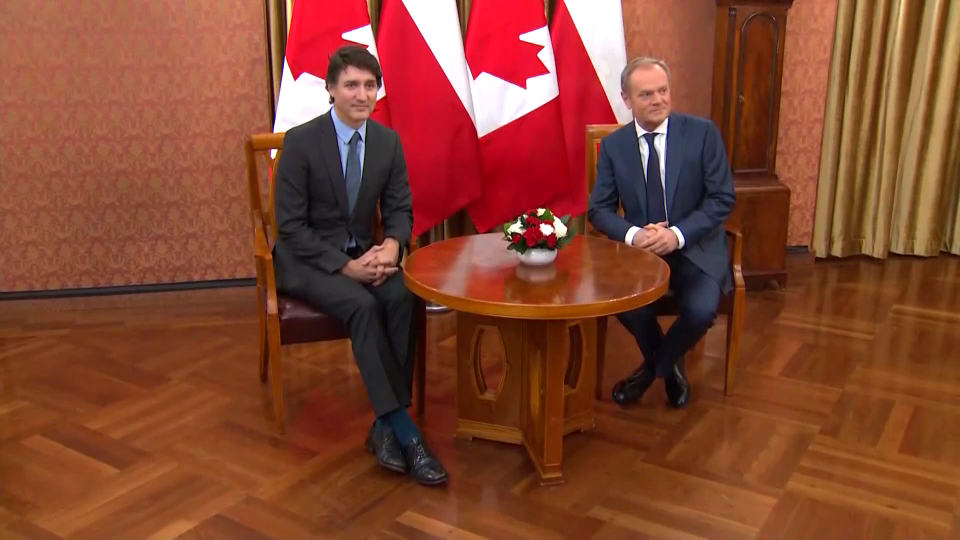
[516,248,557,266]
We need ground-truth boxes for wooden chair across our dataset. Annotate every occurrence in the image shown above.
[582,124,745,398]
[244,132,427,434]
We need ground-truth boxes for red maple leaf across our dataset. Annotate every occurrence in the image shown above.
[465,0,551,89]
[285,0,371,81]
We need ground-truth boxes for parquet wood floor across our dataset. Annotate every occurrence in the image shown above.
[2,255,960,539]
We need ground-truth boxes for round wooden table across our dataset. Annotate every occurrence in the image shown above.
[403,233,669,485]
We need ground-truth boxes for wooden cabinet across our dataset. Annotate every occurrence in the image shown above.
[711,0,793,289]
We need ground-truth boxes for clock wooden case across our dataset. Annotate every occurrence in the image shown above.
[711,0,793,289]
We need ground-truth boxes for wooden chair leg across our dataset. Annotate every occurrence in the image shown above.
[259,322,269,384]
[595,316,608,400]
[724,292,745,396]
[266,315,285,434]
[257,290,269,382]
[413,298,427,418]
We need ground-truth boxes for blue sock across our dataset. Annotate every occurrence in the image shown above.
[382,408,420,446]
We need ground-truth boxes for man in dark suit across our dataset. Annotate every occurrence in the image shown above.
[272,45,447,485]
[588,57,736,408]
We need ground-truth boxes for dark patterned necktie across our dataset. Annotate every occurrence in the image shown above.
[643,132,667,224]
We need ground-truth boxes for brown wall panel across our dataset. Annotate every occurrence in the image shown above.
[0,0,271,292]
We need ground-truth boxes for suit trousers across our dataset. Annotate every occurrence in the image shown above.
[285,259,416,417]
[616,251,722,377]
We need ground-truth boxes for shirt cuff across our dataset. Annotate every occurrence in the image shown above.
[625,226,641,245]
[670,226,685,249]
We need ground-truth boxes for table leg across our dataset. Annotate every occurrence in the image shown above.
[455,313,598,485]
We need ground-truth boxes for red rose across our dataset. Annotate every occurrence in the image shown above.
[523,227,541,246]
[511,233,521,243]
[546,234,557,248]
[527,217,541,226]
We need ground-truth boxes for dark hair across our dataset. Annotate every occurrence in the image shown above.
[325,45,383,104]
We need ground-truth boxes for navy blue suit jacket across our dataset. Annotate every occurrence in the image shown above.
[587,113,736,293]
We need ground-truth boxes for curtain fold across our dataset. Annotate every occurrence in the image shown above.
[813,0,960,258]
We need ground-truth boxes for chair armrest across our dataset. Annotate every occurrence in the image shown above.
[253,210,279,315]
[724,226,745,290]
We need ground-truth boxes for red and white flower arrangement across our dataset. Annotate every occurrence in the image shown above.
[502,207,573,254]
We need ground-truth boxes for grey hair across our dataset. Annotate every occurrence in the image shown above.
[620,57,671,94]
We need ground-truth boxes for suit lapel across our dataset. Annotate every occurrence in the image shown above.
[665,114,685,215]
[319,113,349,219]
[622,127,647,221]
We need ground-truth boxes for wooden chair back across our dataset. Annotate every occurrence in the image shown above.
[583,124,624,236]
[244,133,284,247]
[243,132,383,248]
[582,124,743,268]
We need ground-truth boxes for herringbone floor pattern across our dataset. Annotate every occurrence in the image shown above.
[2,255,960,539]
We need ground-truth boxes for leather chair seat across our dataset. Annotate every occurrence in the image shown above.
[277,293,348,345]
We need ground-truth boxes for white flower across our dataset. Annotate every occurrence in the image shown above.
[552,216,567,237]
[507,219,524,234]
[539,223,554,236]
[536,208,546,216]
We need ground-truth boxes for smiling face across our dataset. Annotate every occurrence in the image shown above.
[327,65,379,128]
[622,63,672,131]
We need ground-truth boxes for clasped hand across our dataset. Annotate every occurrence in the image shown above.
[342,239,400,286]
[633,221,679,256]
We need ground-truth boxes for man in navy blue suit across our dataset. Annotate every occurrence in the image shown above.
[588,57,736,408]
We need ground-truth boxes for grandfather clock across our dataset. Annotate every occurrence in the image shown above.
[711,0,792,289]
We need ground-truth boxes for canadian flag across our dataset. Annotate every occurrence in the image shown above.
[464,0,572,232]
[272,0,389,134]
[377,0,482,238]
[551,0,633,214]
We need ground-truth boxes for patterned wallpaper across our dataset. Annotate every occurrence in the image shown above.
[0,0,833,292]
[621,0,716,118]
[0,1,270,292]
[622,0,837,246]
[776,0,838,246]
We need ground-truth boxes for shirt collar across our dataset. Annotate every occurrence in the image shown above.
[330,106,366,145]
[634,117,669,138]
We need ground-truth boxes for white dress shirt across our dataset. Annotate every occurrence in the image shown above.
[624,118,686,249]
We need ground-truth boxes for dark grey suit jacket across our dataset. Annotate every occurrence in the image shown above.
[272,111,413,289]
[587,113,736,293]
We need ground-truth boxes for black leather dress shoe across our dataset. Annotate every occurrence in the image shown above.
[365,422,407,473]
[401,438,448,486]
[665,363,691,408]
[611,365,656,406]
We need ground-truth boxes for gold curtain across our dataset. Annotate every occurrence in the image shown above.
[812,0,960,258]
